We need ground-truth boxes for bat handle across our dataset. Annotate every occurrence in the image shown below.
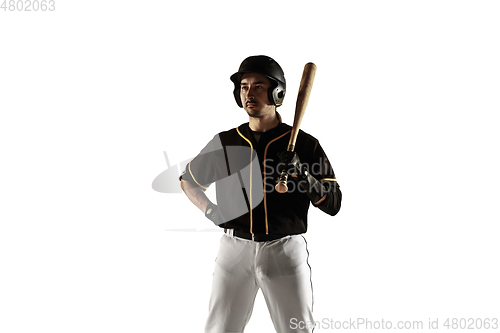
[275,170,289,193]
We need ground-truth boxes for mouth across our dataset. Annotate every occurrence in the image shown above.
[246,101,258,108]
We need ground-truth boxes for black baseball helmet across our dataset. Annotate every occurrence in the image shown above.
[230,55,286,107]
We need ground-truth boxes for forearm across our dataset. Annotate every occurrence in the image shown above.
[296,172,341,216]
[314,194,327,205]
[314,186,342,216]
[180,179,210,213]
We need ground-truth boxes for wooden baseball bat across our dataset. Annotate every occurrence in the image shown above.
[275,62,317,193]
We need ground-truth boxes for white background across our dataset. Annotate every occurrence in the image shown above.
[1,1,499,332]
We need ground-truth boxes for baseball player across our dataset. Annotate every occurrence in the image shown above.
[179,55,342,333]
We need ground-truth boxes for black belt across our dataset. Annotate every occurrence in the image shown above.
[225,229,288,242]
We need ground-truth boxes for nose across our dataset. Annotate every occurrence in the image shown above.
[245,87,255,99]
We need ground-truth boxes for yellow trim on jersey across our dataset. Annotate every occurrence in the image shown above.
[236,127,254,234]
[188,162,209,190]
[263,130,292,235]
[320,178,337,182]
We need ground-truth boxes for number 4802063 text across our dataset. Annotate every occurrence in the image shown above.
[1,0,55,11]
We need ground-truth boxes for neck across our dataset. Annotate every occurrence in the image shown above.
[248,110,280,132]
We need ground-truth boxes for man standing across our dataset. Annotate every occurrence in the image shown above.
[180,55,342,333]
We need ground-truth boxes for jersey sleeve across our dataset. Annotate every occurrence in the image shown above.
[179,135,221,190]
[309,140,342,216]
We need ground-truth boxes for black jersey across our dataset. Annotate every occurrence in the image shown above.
[180,122,341,236]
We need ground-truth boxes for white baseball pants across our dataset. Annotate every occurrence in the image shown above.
[204,231,315,333]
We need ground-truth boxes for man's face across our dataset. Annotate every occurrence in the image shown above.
[240,73,275,118]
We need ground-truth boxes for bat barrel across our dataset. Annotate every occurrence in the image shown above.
[289,62,316,150]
